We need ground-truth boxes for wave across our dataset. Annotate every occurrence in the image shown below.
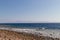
[0,27,60,38]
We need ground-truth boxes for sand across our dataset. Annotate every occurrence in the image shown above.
[0,30,59,40]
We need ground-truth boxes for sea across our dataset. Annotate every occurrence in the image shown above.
[0,23,60,29]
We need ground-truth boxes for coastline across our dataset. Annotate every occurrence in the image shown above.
[0,27,60,38]
[0,29,59,40]
[0,27,60,40]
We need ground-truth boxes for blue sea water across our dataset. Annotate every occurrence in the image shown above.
[0,23,60,29]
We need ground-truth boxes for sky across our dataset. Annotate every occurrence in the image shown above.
[0,0,60,23]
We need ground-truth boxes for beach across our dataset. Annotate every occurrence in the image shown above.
[0,27,60,40]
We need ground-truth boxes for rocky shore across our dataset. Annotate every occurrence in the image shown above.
[0,30,59,40]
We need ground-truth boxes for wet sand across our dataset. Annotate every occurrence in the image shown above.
[0,30,59,40]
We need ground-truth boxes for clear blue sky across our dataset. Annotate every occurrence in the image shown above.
[0,0,60,23]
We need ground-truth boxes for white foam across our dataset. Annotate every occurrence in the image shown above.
[0,27,60,38]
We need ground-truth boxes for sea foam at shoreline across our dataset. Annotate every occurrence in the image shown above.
[0,27,60,38]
